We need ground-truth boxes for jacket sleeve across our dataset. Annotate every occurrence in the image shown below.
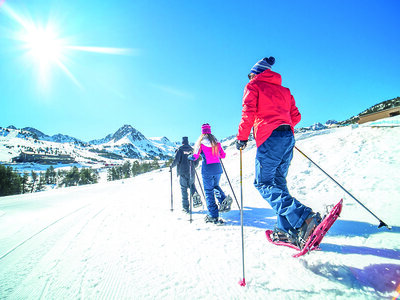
[237,83,258,141]
[191,146,202,161]
[218,143,226,159]
[170,149,181,168]
[290,95,301,127]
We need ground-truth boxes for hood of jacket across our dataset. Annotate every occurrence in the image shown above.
[251,69,282,86]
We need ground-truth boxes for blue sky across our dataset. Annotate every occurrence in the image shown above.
[1,0,399,143]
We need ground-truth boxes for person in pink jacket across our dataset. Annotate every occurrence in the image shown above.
[189,123,232,224]
[236,57,321,248]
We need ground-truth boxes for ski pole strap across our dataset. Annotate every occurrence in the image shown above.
[294,146,391,230]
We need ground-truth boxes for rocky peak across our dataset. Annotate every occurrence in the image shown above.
[111,125,146,142]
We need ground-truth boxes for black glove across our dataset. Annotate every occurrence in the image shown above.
[236,140,248,150]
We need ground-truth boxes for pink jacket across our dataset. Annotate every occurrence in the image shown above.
[193,140,226,164]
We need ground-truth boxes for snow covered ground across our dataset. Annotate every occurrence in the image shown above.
[0,123,399,299]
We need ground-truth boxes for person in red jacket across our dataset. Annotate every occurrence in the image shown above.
[236,57,321,249]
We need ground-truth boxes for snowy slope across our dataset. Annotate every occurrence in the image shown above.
[0,124,399,299]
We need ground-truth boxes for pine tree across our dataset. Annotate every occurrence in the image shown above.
[48,166,56,184]
[45,168,51,184]
[79,168,98,185]
[0,165,22,196]
[132,161,140,177]
[21,172,29,194]
[165,157,174,167]
[122,161,132,179]
[107,168,113,181]
[142,161,151,173]
[151,158,160,170]
[36,173,46,192]
[30,171,38,193]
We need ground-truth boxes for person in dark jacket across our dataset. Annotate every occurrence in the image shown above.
[170,136,201,212]
[236,57,321,248]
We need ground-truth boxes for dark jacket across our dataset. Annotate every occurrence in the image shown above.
[171,144,199,177]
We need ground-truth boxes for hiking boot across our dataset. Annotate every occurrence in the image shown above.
[204,215,223,224]
[219,195,232,213]
[270,228,298,245]
[182,207,190,214]
[296,212,322,249]
[192,192,202,208]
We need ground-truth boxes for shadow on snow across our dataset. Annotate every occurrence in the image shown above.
[303,261,400,294]
[221,206,400,258]
[190,206,400,294]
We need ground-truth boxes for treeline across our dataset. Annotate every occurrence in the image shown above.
[107,159,164,181]
[360,96,400,116]
[0,165,98,197]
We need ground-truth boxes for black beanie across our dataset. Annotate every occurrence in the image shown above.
[182,137,189,145]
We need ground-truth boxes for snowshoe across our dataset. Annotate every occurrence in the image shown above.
[265,199,343,257]
[204,215,224,225]
[192,192,202,208]
[219,195,232,213]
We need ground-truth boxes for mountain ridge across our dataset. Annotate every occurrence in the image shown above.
[0,125,177,164]
[2,96,398,164]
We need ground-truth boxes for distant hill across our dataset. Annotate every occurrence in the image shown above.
[338,96,400,125]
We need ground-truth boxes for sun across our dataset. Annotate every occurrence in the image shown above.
[22,25,64,65]
[17,22,69,90]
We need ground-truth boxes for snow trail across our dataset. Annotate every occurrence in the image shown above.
[0,124,399,299]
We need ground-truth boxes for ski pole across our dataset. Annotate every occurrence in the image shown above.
[238,148,246,287]
[294,146,391,230]
[170,168,173,212]
[189,161,193,223]
[219,158,241,210]
[194,167,206,202]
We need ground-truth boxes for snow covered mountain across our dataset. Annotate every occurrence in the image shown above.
[89,124,176,160]
[0,122,399,299]
[21,127,87,145]
[0,125,176,166]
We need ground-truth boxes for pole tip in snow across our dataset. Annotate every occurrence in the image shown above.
[378,220,391,230]
[239,278,246,286]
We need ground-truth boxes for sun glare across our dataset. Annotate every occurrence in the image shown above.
[23,26,63,64]
[2,2,134,91]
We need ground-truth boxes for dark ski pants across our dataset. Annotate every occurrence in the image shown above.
[202,173,226,218]
[254,130,311,234]
[180,175,197,209]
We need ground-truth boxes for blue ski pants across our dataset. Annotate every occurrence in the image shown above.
[202,173,226,218]
[254,130,311,233]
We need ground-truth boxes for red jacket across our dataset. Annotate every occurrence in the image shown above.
[237,69,301,147]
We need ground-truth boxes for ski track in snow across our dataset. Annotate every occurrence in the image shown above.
[0,125,400,299]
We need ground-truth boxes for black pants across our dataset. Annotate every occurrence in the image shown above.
[180,175,197,209]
